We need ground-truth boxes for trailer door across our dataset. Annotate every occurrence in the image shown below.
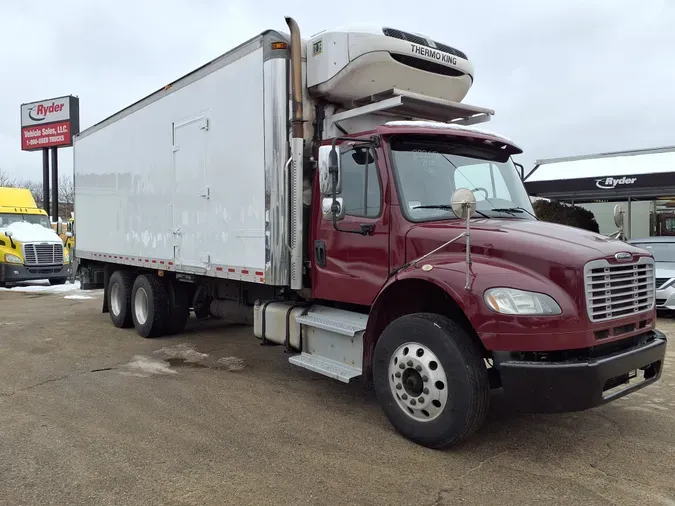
[172,116,209,270]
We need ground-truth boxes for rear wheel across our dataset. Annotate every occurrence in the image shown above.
[372,313,489,449]
[108,270,135,328]
[131,274,169,338]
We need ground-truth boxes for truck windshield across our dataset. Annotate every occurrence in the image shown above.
[0,213,52,229]
[389,136,535,222]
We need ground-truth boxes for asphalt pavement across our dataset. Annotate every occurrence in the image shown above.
[1,285,675,505]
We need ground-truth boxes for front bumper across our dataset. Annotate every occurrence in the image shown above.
[0,263,72,283]
[497,330,667,413]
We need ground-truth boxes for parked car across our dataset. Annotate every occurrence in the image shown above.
[629,236,675,310]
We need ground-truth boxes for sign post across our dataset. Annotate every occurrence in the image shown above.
[20,95,80,221]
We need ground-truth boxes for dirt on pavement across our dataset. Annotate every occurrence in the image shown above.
[1,287,675,506]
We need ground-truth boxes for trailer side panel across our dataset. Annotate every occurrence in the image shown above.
[74,32,291,285]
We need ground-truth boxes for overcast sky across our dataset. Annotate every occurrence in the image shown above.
[1,0,673,182]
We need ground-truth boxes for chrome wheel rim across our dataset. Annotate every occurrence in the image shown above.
[110,282,122,316]
[388,342,449,422]
[134,287,149,325]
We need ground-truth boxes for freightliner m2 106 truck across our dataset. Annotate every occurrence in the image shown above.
[0,186,72,286]
[72,19,666,448]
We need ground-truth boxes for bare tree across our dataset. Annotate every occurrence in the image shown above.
[0,169,16,187]
[58,174,74,204]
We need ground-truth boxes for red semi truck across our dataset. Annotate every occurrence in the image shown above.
[72,18,666,448]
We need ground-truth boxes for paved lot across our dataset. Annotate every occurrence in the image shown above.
[1,285,675,506]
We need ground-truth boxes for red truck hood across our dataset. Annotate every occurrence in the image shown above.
[405,218,648,270]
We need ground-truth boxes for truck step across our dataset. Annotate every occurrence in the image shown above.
[296,307,367,337]
[288,353,362,383]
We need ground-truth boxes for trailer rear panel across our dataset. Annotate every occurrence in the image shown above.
[74,31,291,286]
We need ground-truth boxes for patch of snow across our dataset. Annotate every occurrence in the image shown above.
[154,343,209,364]
[0,221,61,243]
[385,120,518,147]
[119,355,177,378]
[216,356,245,372]
[0,280,82,293]
[64,294,93,300]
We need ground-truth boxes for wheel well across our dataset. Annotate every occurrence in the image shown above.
[364,279,486,377]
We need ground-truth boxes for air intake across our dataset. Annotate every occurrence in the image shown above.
[382,28,468,60]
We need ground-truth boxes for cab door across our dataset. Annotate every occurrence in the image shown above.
[310,143,390,306]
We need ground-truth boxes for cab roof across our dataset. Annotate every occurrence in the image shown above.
[0,187,40,210]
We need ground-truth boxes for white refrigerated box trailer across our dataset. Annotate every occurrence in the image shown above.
[74,31,293,287]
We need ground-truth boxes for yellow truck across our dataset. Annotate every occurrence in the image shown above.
[0,187,72,286]
[52,214,75,250]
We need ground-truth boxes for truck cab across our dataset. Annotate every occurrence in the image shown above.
[0,187,71,286]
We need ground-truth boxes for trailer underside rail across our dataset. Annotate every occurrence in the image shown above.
[330,88,495,129]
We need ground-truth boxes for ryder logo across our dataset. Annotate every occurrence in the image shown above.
[595,176,637,189]
[27,102,65,122]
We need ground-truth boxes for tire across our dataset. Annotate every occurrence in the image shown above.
[372,313,489,450]
[164,279,189,335]
[131,274,169,338]
[108,270,135,328]
[48,278,67,285]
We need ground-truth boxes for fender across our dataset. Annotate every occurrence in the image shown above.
[364,252,581,372]
[363,253,478,375]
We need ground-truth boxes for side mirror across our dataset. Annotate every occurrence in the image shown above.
[613,204,625,228]
[450,188,477,220]
[322,197,345,221]
[4,231,13,238]
[318,145,341,195]
[66,232,73,238]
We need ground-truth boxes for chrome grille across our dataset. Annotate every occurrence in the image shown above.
[584,257,655,322]
[22,243,63,266]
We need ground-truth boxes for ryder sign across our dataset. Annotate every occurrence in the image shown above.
[20,95,80,151]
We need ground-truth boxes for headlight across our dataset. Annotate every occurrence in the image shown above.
[484,288,562,315]
[4,253,22,264]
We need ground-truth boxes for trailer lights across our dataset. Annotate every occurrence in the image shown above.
[271,41,288,50]
[484,287,561,316]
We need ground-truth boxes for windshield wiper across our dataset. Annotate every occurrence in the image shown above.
[412,204,490,219]
[489,207,538,219]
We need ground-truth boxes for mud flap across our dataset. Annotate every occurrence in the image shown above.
[100,263,114,314]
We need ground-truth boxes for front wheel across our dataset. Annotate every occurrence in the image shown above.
[372,313,489,449]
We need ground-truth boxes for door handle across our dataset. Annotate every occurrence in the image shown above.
[314,240,326,268]
[359,224,375,235]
